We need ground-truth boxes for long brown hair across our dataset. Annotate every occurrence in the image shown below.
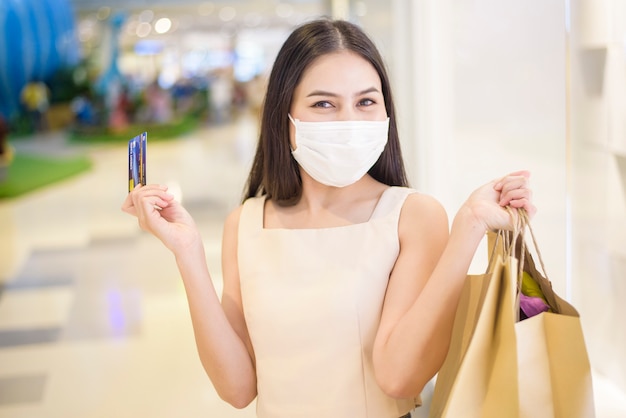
[243,18,408,205]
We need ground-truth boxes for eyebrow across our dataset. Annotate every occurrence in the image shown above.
[306,86,381,98]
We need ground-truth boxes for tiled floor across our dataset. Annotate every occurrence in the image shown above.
[0,113,258,417]
[0,111,625,417]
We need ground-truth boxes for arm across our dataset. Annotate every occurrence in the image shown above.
[372,171,536,398]
[121,185,256,407]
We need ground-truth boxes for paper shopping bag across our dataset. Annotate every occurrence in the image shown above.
[429,212,595,418]
[516,312,595,418]
[514,215,595,418]
[428,247,521,418]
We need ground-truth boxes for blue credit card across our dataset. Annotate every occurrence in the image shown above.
[128,132,147,192]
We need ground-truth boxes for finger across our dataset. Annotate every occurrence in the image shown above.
[121,188,139,215]
[505,196,531,208]
[494,171,530,191]
[131,186,175,206]
[508,199,537,221]
[500,190,536,218]
[124,185,174,225]
[152,196,173,210]
[507,170,530,179]
[136,196,168,230]
[499,187,532,206]
[131,183,169,193]
[137,193,172,215]
[524,203,538,218]
[122,183,150,215]
[121,198,135,215]
[496,176,529,195]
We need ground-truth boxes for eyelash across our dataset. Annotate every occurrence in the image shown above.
[312,98,376,108]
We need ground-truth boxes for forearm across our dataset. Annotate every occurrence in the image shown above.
[375,207,486,397]
[122,187,257,404]
[175,244,257,407]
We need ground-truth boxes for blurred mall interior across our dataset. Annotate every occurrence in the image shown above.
[1,0,626,416]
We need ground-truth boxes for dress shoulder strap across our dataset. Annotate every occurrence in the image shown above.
[239,195,265,233]
[370,186,419,221]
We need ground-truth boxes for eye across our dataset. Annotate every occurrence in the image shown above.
[358,98,375,107]
[312,101,333,108]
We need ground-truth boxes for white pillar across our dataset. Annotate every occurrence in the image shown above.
[391,0,455,206]
[331,0,350,19]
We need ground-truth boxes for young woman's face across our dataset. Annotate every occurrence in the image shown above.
[289,50,387,130]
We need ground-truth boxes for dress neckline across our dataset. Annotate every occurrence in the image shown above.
[260,186,396,231]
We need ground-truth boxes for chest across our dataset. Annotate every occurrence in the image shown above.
[263,197,381,229]
[238,225,400,357]
[240,225,396,319]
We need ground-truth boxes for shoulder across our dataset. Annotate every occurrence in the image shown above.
[399,192,449,238]
[402,191,447,216]
[222,205,243,252]
[224,196,265,228]
[223,204,246,241]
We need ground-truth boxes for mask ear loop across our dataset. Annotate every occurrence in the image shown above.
[287,114,297,152]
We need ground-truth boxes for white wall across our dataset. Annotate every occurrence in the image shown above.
[570,0,626,399]
[379,0,567,279]
[359,0,626,414]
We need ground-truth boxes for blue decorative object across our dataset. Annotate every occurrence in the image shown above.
[0,0,80,119]
[93,11,126,97]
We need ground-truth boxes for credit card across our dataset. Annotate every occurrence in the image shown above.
[128,132,147,192]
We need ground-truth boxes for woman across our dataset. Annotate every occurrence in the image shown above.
[122,19,535,417]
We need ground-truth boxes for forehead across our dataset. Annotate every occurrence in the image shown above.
[295,50,382,95]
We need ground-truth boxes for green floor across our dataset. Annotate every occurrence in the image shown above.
[0,114,202,199]
[0,153,92,199]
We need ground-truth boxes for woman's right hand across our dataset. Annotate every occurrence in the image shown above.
[121,184,201,254]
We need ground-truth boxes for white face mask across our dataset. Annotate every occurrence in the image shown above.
[289,114,389,188]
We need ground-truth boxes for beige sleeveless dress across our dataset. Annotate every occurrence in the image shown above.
[238,186,418,417]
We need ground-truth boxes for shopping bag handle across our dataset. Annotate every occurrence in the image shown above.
[511,208,580,317]
[485,207,525,274]
[518,209,549,281]
[488,207,544,285]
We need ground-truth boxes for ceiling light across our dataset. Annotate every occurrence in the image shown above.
[219,6,236,22]
[136,22,152,38]
[154,18,172,34]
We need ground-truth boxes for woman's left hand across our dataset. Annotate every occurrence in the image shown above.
[462,170,536,232]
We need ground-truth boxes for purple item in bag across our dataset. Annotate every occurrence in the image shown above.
[519,293,550,320]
